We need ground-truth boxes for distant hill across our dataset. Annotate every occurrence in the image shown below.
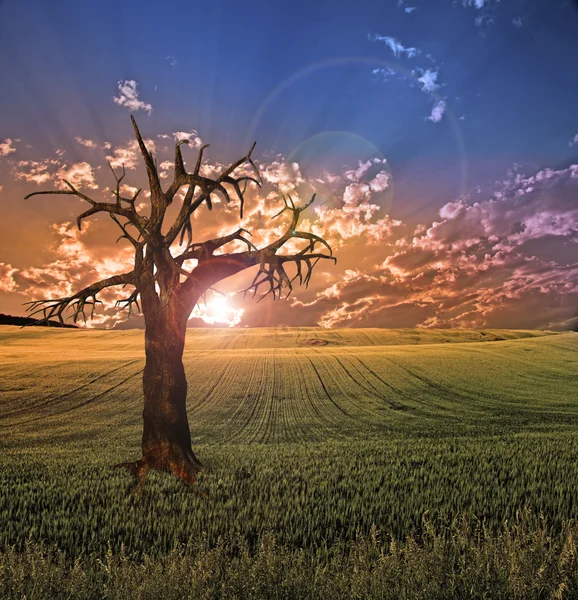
[0,314,78,328]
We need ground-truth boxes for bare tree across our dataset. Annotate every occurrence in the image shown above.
[24,117,335,489]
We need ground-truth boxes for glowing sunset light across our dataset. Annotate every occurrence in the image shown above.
[190,294,244,327]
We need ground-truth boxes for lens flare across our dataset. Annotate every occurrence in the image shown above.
[190,294,244,327]
[287,131,394,214]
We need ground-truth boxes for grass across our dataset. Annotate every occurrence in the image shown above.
[1,326,577,598]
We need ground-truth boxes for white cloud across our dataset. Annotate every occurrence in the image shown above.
[261,160,305,193]
[417,69,440,92]
[345,159,373,181]
[113,80,152,114]
[512,17,523,27]
[106,138,156,169]
[0,138,18,157]
[371,34,419,58]
[369,171,391,192]
[57,162,98,190]
[462,0,488,7]
[166,55,177,67]
[397,0,417,11]
[372,67,396,80]
[569,134,578,147]
[173,130,204,149]
[159,160,173,179]
[475,14,495,27]
[456,0,501,29]
[14,157,99,190]
[428,100,447,123]
[371,34,448,122]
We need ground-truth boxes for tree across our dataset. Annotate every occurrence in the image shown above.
[24,117,335,490]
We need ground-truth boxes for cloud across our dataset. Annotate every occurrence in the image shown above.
[173,130,204,149]
[0,138,18,157]
[12,127,578,332]
[428,100,447,122]
[397,0,417,11]
[512,17,523,27]
[159,160,173,179]
[14,158,61,185]
[371,34,449,121]
[417,69,440,92]
[275,161,578,330]
[231,157,400,252]
[474,14,495,27]
[570,134,578,147]
[165,55,177,67]
[57,162,98,190]
[370,34,419,58]
[14,158,98,190]
[462,0,488,7]
[0,263,18,293]
[7,222,135,326]
[106,138,156,169]
[456,0,503,29]
[260,160,305,193]
[372,67,396,81]
[75,137,97,149]
[113,80,152,114]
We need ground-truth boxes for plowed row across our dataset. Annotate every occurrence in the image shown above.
[1,326,577,559]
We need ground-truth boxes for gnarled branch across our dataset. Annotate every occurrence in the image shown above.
[235,194,335,301]
[24,271,136,325]
[180,194,335,301]
[25,177,147,234]
[130,115,162,204]
[176,228,257,264]
[164,142,262,247]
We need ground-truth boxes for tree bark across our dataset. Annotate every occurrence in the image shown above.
[129,307,202,488]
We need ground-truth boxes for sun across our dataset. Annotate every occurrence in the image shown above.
[190,293,245,327]
[208,295,229,318]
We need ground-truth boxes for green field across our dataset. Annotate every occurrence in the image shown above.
[1,326,578,599]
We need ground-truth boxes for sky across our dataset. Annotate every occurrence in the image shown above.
[1,0,578,329]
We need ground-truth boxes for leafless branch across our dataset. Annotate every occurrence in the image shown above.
[130,115,162,202]
[115,288,141,317]
[176,228,257,264]
[238,194,334,301]
[164,141,262,247]
[24,271,136,326]
[25,177,147,233]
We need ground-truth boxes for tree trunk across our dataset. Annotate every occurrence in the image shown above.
[127,310,202,488]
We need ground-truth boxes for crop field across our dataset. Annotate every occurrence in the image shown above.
[1,326,578,598]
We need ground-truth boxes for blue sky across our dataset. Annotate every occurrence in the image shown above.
[1,0,578,329]
[2,0,577,168]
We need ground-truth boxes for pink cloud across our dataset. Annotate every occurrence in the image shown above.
[8,130,578,333]
[0,263,18,293]
[258,162,578,330]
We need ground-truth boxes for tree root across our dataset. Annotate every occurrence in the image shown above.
[112,454,202,496]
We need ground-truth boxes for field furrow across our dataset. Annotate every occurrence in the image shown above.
[2,326,578,575]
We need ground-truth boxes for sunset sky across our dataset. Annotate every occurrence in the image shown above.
[1,0,578,329]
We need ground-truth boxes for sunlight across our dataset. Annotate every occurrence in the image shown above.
[190,293,244,327]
